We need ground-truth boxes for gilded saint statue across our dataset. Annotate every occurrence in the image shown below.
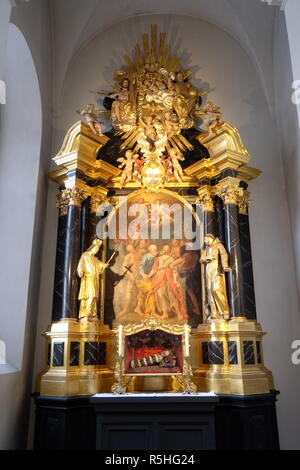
[77,239,108,320]
[200,234,231,321]
[105,77,135,129]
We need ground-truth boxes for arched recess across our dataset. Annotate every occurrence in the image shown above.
[0,23,42,371]
[51,0,277,118]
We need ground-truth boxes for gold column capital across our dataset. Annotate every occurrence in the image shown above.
[56,187,87,216]
[196,187,215,212]
[216,180,244,206]
[90,189,109,213]
[238,190,251,215]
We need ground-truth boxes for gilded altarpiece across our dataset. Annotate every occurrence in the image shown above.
[39,26,275,399]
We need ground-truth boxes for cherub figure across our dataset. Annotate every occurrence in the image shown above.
[202,101,223,135]
[117,149,138,188]
[169,148,185,182]
[76,104,104,136]
[164,112,180,137]
[139,115,158,150]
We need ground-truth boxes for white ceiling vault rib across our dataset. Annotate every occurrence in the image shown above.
[52,0,278,118]
[260,0,287,10]
[9,0,30,6]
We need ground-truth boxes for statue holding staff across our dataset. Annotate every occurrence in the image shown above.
[77,239,115,320]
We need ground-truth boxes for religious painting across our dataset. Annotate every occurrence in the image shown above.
[103,190,203,329]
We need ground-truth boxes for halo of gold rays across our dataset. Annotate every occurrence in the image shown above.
[124,25,181,74]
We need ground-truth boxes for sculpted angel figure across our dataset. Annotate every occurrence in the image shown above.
[76,104,104,136]
[139,115,158,150]
[164,112,180,137]
[117,149,138,188]
[169,148,185,182]
[202,101,223,135]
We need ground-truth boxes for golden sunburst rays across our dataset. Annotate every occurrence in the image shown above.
[116,129,140,152]
[116,128,193,156]
[96,110,111,117]
[111,25,195,159]
[168,134,194,153]
[122,25,182,77]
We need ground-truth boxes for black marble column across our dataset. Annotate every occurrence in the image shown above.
[87,211,99,246]
[198,191,217,324]
[223,203,244,318]
[215,196,225,245]
[80,197,90,252]
[204,210,216,237]
[238,212,257,320]
[197,189,217,237]
[52,200,82,322]
[86,195,110,246]
[62,204,81,319]
[52,213,67,321]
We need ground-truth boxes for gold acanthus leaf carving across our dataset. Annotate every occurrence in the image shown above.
[217,184,244,206]
[56,188,87,216]
[238,190,251,215]
[90,194,110,213]
[196,191,215,212]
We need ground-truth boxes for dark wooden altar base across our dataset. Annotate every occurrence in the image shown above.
[33,391,280,450]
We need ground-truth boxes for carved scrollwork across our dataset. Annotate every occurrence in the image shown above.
[118,316,189,337]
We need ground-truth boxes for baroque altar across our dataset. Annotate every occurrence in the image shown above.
[34,26,279,450]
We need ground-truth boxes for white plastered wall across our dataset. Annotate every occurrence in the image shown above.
[0,22,42,450]
[0,0,53,450]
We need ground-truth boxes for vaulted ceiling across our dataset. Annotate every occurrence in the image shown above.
[50,0,280,112]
